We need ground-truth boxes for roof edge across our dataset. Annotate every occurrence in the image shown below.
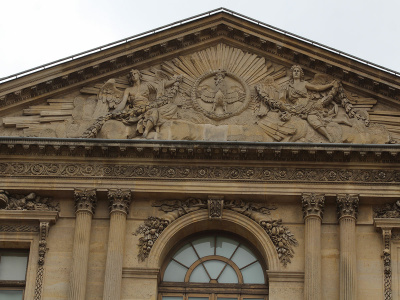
[1,7,399,84]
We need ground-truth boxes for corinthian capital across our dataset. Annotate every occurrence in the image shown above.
[337,194,359,220]
[302,193,325,220]
[74,189,97,214]
[108,189,132,215]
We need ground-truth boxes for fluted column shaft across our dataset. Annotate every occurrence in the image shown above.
[69,189,97,300]
[103,189,132,300]
[302,193,325,300]
[337,194,359,300]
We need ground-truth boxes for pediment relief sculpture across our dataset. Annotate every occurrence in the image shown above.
[1,44,398,144]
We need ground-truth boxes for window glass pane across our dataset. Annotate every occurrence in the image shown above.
[188,298,208,300]
[173,243,198,268]
[189,264,209,282]
[162,297,183,300]
[218,264,238,283]
[231,245,257,269]
[241,262,265,284]
[163,260,187,282]
[0,251,28,280]
[0,290,24,300]
[218,298,237,300]
[216,236,239,259]
[203,260,226,280]
[192,236,214,258]
[243,298,264,300]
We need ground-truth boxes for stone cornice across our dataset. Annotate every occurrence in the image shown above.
[0,138,399,163]
[0,13,399,115]
[0,210,59,223]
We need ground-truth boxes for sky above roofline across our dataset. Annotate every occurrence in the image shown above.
[1,0,399,79]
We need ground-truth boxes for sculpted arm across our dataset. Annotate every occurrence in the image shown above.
[115,88,131,111]
[305,82,334,92]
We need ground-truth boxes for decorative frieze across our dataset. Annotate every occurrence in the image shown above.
[302,193,325,219]
[0,224,39,232]
[134,197,297,266]
[337,194,359,219]
[1,162,400,185]
[108,189,131,215]
[74,188,97,214]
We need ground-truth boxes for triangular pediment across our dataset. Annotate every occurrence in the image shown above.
[1,11,400,144]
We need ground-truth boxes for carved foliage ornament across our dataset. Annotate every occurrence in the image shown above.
[34,222,50,300]
[374,200,400,218]
[134,197,298,266]
[108,189,131,214]
[74,188,97,214]
[302,193,325,219]
[0,190,59,211]
[336,194,359,219]
[1,163,400,184]
[383,229,393,300]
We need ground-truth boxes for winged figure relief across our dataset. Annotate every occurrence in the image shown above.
[254,65,382,143]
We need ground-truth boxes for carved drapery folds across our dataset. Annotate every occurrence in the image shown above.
[0,190,59,211]
[74,188,97,214]
[337,194,359,219]
[134,197,298,266]
[302,193,325,219]
[108,189,131,214]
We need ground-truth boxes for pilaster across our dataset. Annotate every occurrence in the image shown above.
[103,189,132,300]
[337,194,359,300]
[302,193,324,300]
[68,189,97,300]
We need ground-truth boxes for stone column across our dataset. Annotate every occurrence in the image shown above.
[103,189,132,300]
[68,189,97,300]
[337,194,359,300]
[302,193,325,300]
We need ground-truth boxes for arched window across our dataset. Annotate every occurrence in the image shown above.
[159,232,268,300]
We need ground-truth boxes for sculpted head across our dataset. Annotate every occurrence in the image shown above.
[289,65,304,81]
[214,70,226,86]
[128,69,142,85]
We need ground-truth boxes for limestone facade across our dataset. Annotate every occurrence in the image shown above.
[0,9,400,300]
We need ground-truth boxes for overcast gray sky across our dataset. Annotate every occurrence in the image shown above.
[1,0,399,79]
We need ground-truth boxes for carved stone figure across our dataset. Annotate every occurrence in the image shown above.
[1,44,396,144]
[255,65,376,143]
[82,69,182,139]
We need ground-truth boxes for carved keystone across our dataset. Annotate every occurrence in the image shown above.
[208,195,224,219]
